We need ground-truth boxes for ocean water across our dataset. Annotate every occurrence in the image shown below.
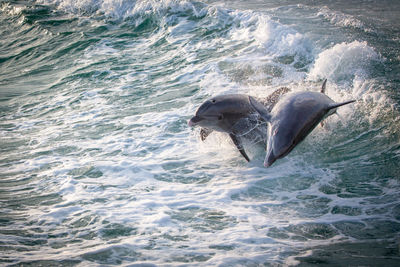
[1,0,400,266]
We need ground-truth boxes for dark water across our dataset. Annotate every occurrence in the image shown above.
[1,0,400,266]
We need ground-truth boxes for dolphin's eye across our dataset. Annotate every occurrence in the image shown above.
[211,99,216,103]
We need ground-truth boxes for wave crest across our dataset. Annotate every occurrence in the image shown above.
[37,0,207,21]
[309,40,381,83]
[317,6,372,32]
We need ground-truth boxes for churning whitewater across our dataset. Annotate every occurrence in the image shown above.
[1,0,400,266]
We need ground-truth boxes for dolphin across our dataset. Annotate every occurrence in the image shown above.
[188,88,290,162]
[250,80,356,167]
[196,87,290,142]
[188,94,266,162]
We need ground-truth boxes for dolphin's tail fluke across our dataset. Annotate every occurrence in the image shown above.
[328,99,356,111]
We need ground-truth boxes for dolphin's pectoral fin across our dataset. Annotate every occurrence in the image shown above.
[229,133,250,162]
[321,79,327,94]
[249,96,271,122]
[200,128,213,141]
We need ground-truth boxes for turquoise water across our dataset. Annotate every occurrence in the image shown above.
[1,0,400,266]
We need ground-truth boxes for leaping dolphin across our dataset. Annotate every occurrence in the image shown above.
[250,80,356,167]
[188,88,290,162]
[188,94,266,162]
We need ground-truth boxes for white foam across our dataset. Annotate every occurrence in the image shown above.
[38,0,313,68]
[37,0,206,21]
[317,6,372,33]
[0,2,24,16]
[228,10,313,60]
[3,1,400,266]
[308,40,395,128]
[309,40,381,83]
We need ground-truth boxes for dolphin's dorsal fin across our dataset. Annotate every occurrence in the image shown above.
[327,99,356,111]
[249,96,271,122]
[320,78,328,128]
[321,79,327,94]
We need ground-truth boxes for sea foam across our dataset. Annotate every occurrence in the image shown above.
[309,40,381,83]
[2,1,400,266]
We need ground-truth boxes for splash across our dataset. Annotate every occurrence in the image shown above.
[317,6,372,32]
[309,40,381,83]
[37,0,207,21]
[2,0,400,266]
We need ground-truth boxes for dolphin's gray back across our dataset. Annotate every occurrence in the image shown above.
[208,94,254,115]
[271,91,334,144]
[274,91,333,112]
